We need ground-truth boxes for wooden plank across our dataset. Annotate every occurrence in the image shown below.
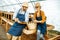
[48,35,60,40]
[4,12,13,15]
[1,17,13,25]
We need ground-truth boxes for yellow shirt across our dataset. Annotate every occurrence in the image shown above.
[34,10,46,23]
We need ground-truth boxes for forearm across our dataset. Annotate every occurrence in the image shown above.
[23,29,36,34]
[27,29,36,34]
[40,16,46,23]
[17,20,28,24]
[40,20,46,23]
[19,22,27,24]
[14,18,18,22]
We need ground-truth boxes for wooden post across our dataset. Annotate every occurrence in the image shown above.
[1,17,2,25]
[6,22,8,32]
[8,14,10,21]
[6,14,7,18]
[11,15,13,21]
[4,13,5,17]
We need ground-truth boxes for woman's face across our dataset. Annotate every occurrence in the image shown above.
[35,6,40,11]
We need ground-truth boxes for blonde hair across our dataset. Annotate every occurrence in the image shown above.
[35,2,40,7]
[22,2,28,7]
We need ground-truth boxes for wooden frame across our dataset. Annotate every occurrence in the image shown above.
[0,11,56,40]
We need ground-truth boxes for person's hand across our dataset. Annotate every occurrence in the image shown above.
[39,21,42,23]
[23,29,28,34]
[40,21,44,23]
[34,20,42,23]
[34,20,37,23]
[17,20,21,23]
[14,18,19,22]
[34,20,40,23]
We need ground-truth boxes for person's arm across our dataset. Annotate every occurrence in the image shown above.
[12,8,25,24]
[18,11,29,24]
[23,29,36,34]
[40,11,46,23]
[25,11,29,23]
[13,8,20,20]
[33,12,36,20]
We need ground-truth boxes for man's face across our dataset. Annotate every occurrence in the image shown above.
[22,6,28,11]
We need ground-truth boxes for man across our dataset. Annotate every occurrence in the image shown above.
[6,2,29,40]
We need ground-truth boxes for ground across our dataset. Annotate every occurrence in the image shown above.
[0,25,8,40]
[0,25,60,40]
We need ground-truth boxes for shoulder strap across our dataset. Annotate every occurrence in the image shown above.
[16,9,21,18]
[17,8,21,14]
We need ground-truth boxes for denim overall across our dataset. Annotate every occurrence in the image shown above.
[8,9,26,36]
[37,16,46,35]
[36,12,47,40]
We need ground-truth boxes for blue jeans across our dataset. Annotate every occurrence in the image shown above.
[37,30,45,40]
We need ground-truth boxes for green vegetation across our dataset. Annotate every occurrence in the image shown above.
[48,30,60,35]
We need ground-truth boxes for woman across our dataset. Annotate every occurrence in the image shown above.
[6,2,29,40]
[33,2,47,40]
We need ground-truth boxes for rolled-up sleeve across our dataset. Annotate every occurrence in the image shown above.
[41,11,46,23]
[25,11,29,22]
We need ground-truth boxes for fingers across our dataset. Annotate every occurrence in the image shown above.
[14,18,19,22]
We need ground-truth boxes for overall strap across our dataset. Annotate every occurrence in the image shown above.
[18,8,26,15]
[16,9,21,18]
[17,9,21,14]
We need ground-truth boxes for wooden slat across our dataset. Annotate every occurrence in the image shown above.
[47,24,54,30]
[48,35,60,40]
[3,12,13,15]
[1,17,13,25]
